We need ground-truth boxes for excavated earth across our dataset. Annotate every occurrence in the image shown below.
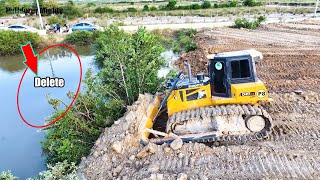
[79,19,320,179]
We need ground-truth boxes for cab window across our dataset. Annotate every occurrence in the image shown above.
[231,59,250,79]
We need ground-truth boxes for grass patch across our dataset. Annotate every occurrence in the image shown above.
[172,29,197,53]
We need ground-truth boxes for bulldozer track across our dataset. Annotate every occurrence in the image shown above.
[165,104,272,145]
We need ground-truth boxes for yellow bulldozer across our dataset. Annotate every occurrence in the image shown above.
[140,49,273,145]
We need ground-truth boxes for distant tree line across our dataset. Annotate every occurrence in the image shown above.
[92,0,263,15]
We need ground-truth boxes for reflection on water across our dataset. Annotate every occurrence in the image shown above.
[0,54,26,73]
[0,46,95,73]
[0,46,95,179]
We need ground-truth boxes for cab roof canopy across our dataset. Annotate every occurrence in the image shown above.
[207,49,263,62]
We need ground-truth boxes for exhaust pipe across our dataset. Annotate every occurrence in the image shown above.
[184,61,192,82]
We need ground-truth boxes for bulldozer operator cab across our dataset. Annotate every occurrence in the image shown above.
[208,50,260,98]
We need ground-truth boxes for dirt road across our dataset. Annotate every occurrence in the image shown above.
[120,14,317,31]
[79,19,320,179]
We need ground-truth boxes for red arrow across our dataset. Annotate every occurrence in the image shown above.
[21,42,38,75]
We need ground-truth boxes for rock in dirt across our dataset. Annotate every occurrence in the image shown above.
[164,147,171,153]
[177,173,188,180]
[170,138,183,150]
[129,155,135,161]
[294,89,303,95]
[111,141,123,154]
[150,174,164,180]
[137,143,158,159]
[148,164,160,173]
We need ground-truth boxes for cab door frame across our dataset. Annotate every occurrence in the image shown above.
[210,59,231,98]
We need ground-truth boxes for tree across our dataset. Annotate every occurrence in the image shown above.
[5,0,20,8]
[62,0,81,19]
[45,0,59,9]
[0,171,18,180]
[143,4,149,11]
[166,0,177,10]
[201,1,211,9]
[33,0,44,9]
[243,0,261,6]
[0,0,6,16]
[96,25,166,104]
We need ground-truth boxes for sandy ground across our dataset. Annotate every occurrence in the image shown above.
[79,19,320,179]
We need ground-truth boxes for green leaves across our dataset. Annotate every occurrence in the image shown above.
[42,70,125,165]
[0,31,41,56]
[96,25,166,104]
[233,16,266,29]
[0,171,18,180]
[64,31,102,46]
[172,29,197,53]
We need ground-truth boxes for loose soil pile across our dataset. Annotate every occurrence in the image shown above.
[79,19,320,179]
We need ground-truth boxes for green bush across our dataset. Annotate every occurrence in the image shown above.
[243,0,262,7]
[64,31,101,46]
[62,0,81,19]
[0,31,41,56]
[190,4,201,10]
[143,5,149,11]
[44,0,59,9]
[87,2,96,7]
[214,0,238,8]
[26,161,77,180]
[166,0,177,10]
[150,6,157,11]
[96,25,166,103]
[47,15,66,25]
[0,0,6,16]
[0,171,18,180]
[172,29,197,53]
[42,70,125,164]
[94,7,114,13]
[233,16,266,29]
[201,1,211,9]
[126,7,137,12]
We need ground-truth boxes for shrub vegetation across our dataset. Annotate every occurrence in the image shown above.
[47,15,66,25]
[172,29,197,53]
[0,31,41,56]
[234,16,266,29]
[201,1,211,9]
[64,30,101,46]
[62,0,81,19]
[94,7,114,13]
[243,0,262,7]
